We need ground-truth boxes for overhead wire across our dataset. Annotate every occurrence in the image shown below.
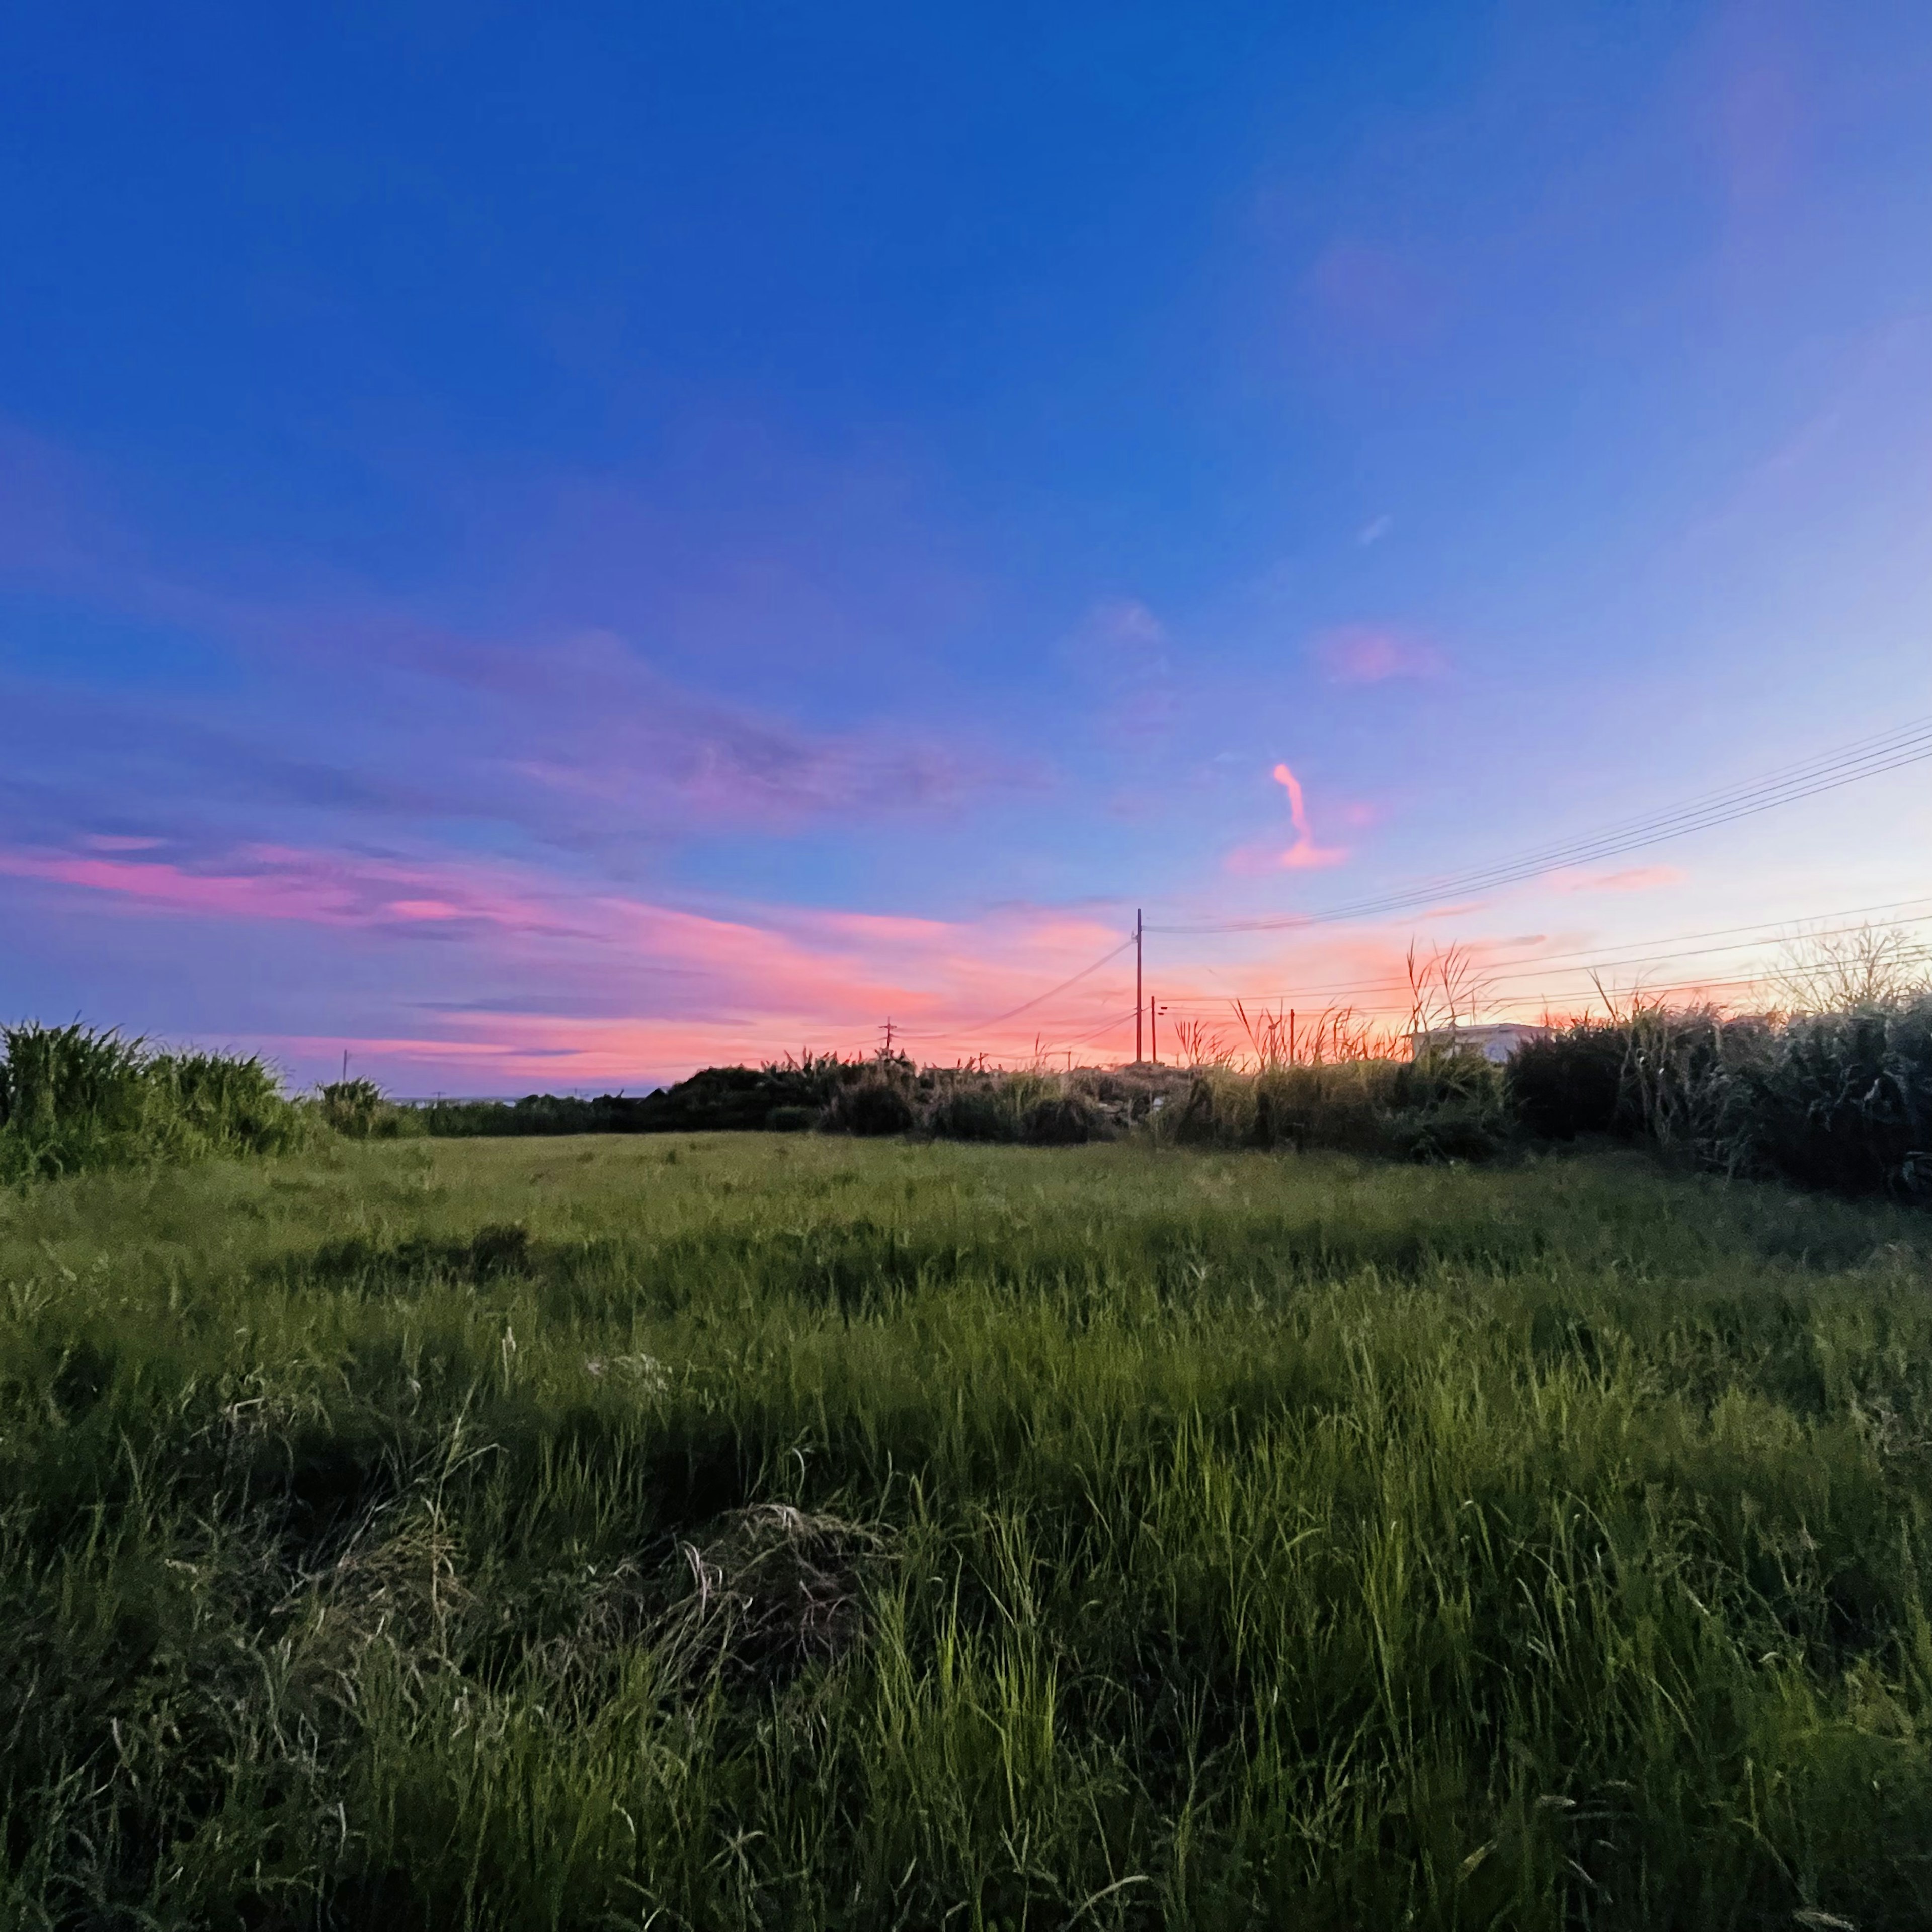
[892,935,1135,1041]
[881,712,1932,1052]
[1147,713,1932,935]
[1152,895,1932,1011]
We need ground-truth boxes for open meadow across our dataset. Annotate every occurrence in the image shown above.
[4,1132,1932,1930]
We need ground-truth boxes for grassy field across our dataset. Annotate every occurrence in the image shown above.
[4,1134,1931,1930]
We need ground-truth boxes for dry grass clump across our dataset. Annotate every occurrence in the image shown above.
[657,1503,887,1689]
[289,1493,474,1696]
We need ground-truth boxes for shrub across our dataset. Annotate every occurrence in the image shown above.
[1161,1057,1507,1163]
[318,1077,410,1138]
[1020,1093,1100,1145]
[1250,1062,1396,1154]
[0,1022,148,1172]
[1723,997,1932,1199]
[1500,994,1932,1202]
[1383,1047,1512,1162]
[824,1077,917,1137]
[1170,1069,1256,1147]
[1506,1023,1630,1140]
[924,1083,1017,1142]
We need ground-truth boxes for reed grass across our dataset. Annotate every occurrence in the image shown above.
[0,1023,311,1181]
[3,1133,1929,1927]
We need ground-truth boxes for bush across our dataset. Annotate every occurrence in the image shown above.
[1384,1048,1511,1162]
[318,1077,417,1138]
[1020,1093,1100,1145]
[1724,998,1932,1199]
[412,1057,880,1138]
[1162,1057,1507,1163]
[1506,1024,1630,1140]
[1250,1063,1395,1154]
[1499,997,1932,1202]
[824,1077,917,1137]
[155,1049,310,1155]
[924,1083,1017,1142]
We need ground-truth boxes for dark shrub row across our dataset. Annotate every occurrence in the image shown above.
[390,999,1929,1203]
[1505,999,1932,1199]
[382,1056,1176,1148]
[1158,1050,1513,1165]
[14,994,1929,1204]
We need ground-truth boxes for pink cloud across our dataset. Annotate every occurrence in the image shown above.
[0,834,1140,1075]
[0,846,579,935]
[17,830,1697,1093]
[1271,762,1348,870]
[1313,625,1446,685]
[1550,864,1687,895]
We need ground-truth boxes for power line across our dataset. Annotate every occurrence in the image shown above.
[879,890,1932,1055]
[893,934,1135,1041]
[877,713,1932,1055]
[1148,713,1932,935]
[1042,1005,1142,1053]
[1153,895,1932,1010]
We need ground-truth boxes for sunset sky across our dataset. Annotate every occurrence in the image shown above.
[5,2,1931,1090]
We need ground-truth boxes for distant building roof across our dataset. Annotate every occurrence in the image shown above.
[1409,1022,1552,1064]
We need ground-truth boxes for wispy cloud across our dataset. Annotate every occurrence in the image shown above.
[1271,761,1349,869]
[0,833,1138,1082]
[1313,624,1446,685]
[1549,864,1687,895]
[1065,597,1178,751]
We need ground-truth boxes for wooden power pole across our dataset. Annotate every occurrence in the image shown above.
[1135,909,1143,1064]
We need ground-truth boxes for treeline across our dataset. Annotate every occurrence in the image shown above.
[389,998,1932,1201]
[8,994,1930,1202]
[320,1056,1178,1145]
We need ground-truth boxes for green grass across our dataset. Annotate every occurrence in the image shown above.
[0,1023,312,1181]
[3,1134,1930,1929]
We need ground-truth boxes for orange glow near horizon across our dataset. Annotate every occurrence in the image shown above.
[4,829,1887,1090]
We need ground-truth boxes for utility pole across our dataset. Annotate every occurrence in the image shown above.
[881,1018,895,1056]
[1135,909,1143,1064]
[1149,995,1158,1065]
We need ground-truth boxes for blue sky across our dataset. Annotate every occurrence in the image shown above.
[4,1,1931,1087]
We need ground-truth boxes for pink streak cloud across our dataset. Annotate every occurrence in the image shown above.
[1271,762,1349,870]
[1549,864,1688,895]
[0,846,579,934]
[1313,625,1446,685]
[0,835,1140,1078]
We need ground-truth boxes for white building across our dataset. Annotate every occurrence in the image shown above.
[1409,1022,1553,1064]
